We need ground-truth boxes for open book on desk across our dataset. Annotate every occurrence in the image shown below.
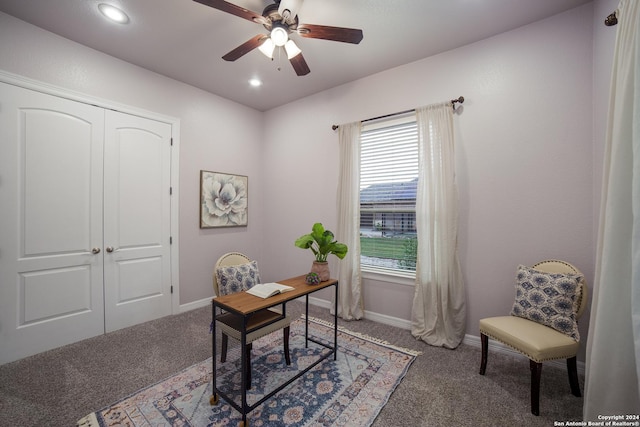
[246,282,295,299]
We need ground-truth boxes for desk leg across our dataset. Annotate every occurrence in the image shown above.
[241,315,248,426]
[333,281,338,361]
[210,301,219,405]
[305,295,309,348]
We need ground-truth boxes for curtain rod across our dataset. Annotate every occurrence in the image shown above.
[605,11,617,26]
[331,96,464,131]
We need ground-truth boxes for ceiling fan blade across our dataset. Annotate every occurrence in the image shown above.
[290,52,310,76]
[297,24,363,44]
[193,0,269,25]
[222,34,268,61]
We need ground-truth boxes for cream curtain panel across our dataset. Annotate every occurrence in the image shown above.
[411,103,466,349]
[584,0,640,419]
[334,121,364,320]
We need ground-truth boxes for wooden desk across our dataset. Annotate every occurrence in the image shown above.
[210,275,339,427]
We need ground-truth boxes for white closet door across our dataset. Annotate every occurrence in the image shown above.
[103,110,172,332]
[0,82,105,364]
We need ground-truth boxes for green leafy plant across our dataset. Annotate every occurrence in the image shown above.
[295,223,348,262]
[398,237,417,271]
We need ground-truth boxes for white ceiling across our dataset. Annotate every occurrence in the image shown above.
[0,0,592,111]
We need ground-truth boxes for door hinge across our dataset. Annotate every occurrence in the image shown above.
[171,285,173,294]
[170,137,173,146]
[170,236,173,244]
[169,186,172,195]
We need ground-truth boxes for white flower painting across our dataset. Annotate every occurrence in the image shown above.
[200,171,248,228]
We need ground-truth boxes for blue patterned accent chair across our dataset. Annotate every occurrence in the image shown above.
[213,252,292,390]
[479,260,588,416]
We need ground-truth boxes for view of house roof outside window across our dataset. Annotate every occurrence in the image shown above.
[360,117,418,275]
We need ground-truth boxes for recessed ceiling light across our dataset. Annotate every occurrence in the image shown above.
[249,78,262,87]
[98,4,130,24]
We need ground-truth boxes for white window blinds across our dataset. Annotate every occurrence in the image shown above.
[360,114,418,273]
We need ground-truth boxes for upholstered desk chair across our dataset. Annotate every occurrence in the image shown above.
[479,260,588,416]
[213,252,292,389]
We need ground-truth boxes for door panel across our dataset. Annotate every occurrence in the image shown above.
[103,110,172,332]
[20,266,92,324]
[22,109,95,255]
[0,82,105,364]
[116,128,164,247]
[116,256,163,302]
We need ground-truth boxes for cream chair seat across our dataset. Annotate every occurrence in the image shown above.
[479,260,588,416]
[213,252,292,389]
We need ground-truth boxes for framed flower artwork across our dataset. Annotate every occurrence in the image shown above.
[200,170,248,228]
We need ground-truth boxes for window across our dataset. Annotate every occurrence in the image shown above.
[360,114,418,275]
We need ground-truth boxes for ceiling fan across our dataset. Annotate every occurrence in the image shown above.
[194,0,364,76]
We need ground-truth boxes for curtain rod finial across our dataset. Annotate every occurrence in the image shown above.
[451,96,465,110]
[605,12,618,26]
[332,125,339,131]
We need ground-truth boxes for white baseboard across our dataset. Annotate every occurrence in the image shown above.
[307,296,332,310]
[179,297,212,313]
[184,295,585,376]
[307,296,413,330]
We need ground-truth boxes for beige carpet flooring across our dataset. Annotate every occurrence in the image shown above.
[0,301,583,426]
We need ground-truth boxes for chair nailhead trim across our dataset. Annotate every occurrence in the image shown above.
[480,331,576,363]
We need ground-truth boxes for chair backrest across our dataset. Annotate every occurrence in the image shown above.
[213,252,251,296]
[531,259,588,319]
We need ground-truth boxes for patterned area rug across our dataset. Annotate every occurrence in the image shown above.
[77,316,420,427]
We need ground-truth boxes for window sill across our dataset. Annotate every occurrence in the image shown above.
[361,267,415,287]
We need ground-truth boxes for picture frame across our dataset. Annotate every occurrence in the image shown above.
[200,170,248,228]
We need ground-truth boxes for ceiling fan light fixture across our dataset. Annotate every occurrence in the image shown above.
[200,0,363,77]
[270,25,289,47]
[258,37,275,58]
[284,39,302,59]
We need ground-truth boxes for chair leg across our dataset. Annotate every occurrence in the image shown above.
[530,360,542,416]
[479,333,488,375]
[567,356,581,397]
[283,326,291,365]
[220,333,228,363]
[245,343,252,390]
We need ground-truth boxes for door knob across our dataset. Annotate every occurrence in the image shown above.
[91,247,101,254]
[106,246,114,253]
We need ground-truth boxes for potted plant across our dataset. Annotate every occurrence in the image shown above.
[295,222,348,282]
